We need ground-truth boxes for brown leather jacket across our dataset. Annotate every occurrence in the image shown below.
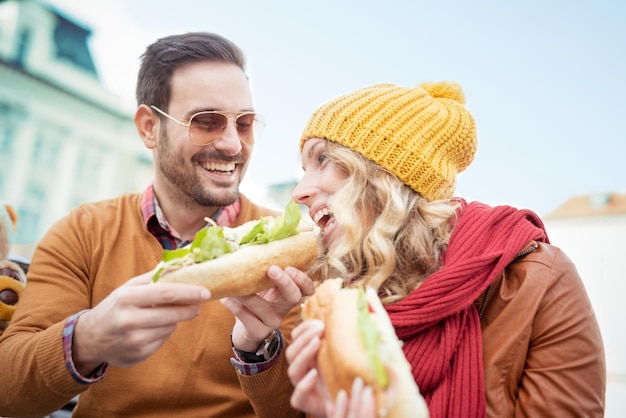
[476,241,606,417]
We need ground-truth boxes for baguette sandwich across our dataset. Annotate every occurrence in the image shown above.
[152,200,318,299]
[302,278,429,418]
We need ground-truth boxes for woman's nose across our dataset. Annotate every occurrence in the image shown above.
[292,179,314,206]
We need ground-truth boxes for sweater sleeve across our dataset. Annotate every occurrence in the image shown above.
[0,204,110,416]
[515,247,606,417]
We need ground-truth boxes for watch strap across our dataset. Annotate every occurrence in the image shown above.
[232,330,280,363]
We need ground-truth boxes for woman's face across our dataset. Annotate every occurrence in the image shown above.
[293,138,347,245]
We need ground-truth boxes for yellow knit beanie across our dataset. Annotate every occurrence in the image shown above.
[300,81,477,201]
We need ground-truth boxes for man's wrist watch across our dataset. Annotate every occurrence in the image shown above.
[232,330,280,363]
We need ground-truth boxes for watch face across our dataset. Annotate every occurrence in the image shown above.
[261,331,280,358]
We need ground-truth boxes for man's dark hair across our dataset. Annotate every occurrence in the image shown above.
[136,32,246,109]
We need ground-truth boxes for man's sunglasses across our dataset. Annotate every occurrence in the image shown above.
[150,105,265,146]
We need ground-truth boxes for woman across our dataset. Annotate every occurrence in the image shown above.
[286,81,606,417]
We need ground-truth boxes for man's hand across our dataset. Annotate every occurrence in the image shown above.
[72,271,210,375]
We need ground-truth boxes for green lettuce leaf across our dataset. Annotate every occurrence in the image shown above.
[190,225,233,262]
[357,288,388,388]
[270,199,302,241]
[239,217,271,245]
[240,199,302,245]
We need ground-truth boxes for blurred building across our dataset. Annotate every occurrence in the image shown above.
[544,192,626,415]
[0,0,153,252]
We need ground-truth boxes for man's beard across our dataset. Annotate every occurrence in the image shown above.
[157,129,240,207]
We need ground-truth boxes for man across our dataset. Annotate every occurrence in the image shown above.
[0,32,311,417]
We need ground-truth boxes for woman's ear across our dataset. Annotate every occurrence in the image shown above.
[134,104,158,149]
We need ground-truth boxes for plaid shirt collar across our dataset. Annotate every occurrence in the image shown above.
[140,184,240,249]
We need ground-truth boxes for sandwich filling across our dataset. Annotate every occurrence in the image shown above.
[152,199,302,281]
[357,287,390,389]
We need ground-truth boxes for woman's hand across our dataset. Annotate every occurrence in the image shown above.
[331,378,377,418]
[286,319,329,416]
[286,319,378,418]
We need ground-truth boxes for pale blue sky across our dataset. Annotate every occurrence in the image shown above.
[45,0,626,216]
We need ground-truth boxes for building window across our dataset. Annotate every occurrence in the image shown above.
[0,117,16,153]
[0,102,19,152]
[15,184,45,244]
[14,28,31,68]
[53,15,97,76]
[74,145,102,186]
[31,132,61,171]
[0,106,18,196]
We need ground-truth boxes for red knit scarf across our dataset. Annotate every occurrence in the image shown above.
[385,200,548,418]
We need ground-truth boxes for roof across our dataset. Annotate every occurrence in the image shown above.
[545,193,626,219]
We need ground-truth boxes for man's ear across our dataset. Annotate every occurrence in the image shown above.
[134,104,158,149]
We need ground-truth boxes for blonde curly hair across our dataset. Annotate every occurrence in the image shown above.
[306,141,460,304]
